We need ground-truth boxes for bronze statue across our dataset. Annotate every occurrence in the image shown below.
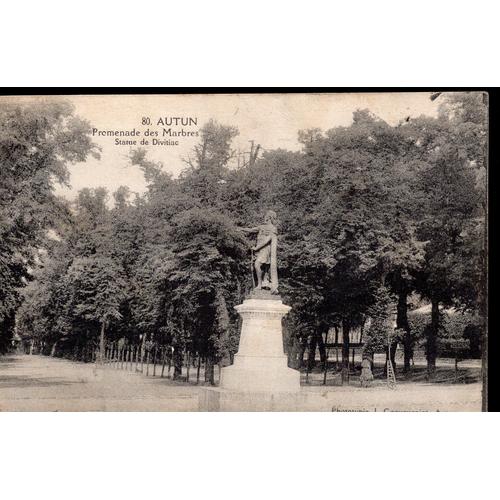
[240,210,279,294]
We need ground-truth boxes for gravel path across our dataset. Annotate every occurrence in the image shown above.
[0,354,482,411]
[0,354,199,411]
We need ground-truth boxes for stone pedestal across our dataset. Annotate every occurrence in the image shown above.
[199,387,309,411]
[220,296,300,393]
[199,294,301,410]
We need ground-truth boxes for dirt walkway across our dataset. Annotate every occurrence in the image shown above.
[0,354,482,411]
[0,354,199,411]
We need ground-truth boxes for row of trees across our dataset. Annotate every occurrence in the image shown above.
[0,100,100,353]
[2,93,487,386]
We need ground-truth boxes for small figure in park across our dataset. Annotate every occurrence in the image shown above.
[239,210,279,294]
[117,336,127,353]
[360,358,374,387]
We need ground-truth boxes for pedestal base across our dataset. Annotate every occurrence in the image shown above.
[199,387,310,411]
[220,360,300,392]
[219,296,301,393]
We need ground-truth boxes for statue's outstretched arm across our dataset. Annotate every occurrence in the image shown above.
[238,226,260,233]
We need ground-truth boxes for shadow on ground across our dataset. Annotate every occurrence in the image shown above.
[0,375,75,389]
[0,357,21,366]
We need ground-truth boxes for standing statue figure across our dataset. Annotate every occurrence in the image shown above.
[240,210,279,294]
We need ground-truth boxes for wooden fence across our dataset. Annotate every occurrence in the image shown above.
[98,342,215,384]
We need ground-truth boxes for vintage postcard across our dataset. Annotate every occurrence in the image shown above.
[0,92,488,411]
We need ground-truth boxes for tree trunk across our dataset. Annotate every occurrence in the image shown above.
[360,343,374,387]
[196,355,201,384]
[205,357,215,385]
[341,319,350,385]
[390,341,397,369]
[288,336,302,369]
[397,289,412,374]
[307,335,317,372]
[288,338,297,368]
[427,299,439,378]
[297,337,307,369]
[99,322,106,364]
[173,348,183,380]
[167,348,172,377]
[317,329,327,364]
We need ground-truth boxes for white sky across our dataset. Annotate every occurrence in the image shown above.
[5,93,440,201]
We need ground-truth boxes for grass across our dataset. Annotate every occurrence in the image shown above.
[301,359,481,387]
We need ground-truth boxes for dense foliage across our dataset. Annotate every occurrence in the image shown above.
[2,93,487,383]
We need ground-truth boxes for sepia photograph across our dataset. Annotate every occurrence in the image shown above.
[0,91,488,411]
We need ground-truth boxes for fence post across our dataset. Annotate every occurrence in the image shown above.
[305,349,310,384]
[152,345,157,376]
[161,347,166,378]
[323,348,328,385]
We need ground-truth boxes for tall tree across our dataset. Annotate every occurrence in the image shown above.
[0,99,98,352]
[403,113,483,375]
[181,120,239,208]
[62,256,127,362]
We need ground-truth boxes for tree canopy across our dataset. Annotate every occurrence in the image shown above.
[5,93,487,382]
